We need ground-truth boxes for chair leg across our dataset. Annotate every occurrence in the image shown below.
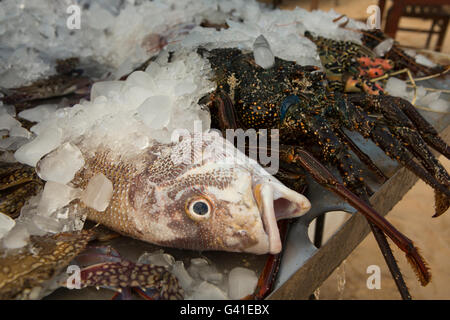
[425,19,437,49]
[384,0,406,39]
[435,17,449,52]
[378,0,386,24]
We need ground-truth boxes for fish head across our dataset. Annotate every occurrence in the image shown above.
[130,132,310,255]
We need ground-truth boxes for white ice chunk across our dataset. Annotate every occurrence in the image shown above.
[385,77,408,99]
[36,142,85,184]
[9,126,31,139]
[187,258,210,280]
[122,86,154,110]
[86,3,115,30]
[187,257,223,285]
[137,95,172,129]
[189,281,229,300]
[0,213,15,239]
[2,224,29,249]
[14,127,62,167]
[172,261,195,291]
[0,136,29,151]
[18,104,59,123]
[90,81,124,101]
[415,54,437,68]
[253,35,275,69]
[429,99,449,113]
[0,112,22,131]
[32,214,64,234]
[175,80,197,96]
[415,86,427,102]
[80,173,113,212]
[126,71,157,91]
[417,91,441,107]
[37,181,80,217]
[227,267,258,300]
[138,250,175,268]
[373,38,394,57]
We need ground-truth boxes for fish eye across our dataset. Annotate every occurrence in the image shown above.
[185,197,213,221]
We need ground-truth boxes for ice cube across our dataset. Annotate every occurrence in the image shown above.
[417,91,441,107]
[0,112,22,131]
[415,54,437,68]
[0,212,15,239]
[385,77,408,99]
[172,261,195,291]
[137,95,172,129]
[227,267,258,299]
[9,126,31,139]
[188,281,229,300]
[18,104,59,123]
[373,38,394,57]
[126,71,157,91]
[429,99,449,113]
[14,127,63,167]
[80,173,113,212]
[253,35,275,69]
[37,181,80,217]
[122,86,154,110]
[137,250,175,268]
[36,142,85,184]
[90,81,123,101]
[86,3,115,30]
[175,80,197,96]
[187,258,210,280]
[2,224,29,249]
[415,86,427,102]
[32,214,64,233]
[187,257,223,285]
[0,136,29,151]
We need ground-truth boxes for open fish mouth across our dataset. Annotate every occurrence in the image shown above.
[253,182,311,254]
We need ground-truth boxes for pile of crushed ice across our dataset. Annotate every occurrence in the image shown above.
[1,0,368,89]
[138,250,259,300]
[14,50,214,167]
[0,0,245,87]
[176,2,366,67]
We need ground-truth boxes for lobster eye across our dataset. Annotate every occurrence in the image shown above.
[186,197,213,221]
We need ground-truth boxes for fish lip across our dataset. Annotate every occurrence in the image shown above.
[253,182,311,254]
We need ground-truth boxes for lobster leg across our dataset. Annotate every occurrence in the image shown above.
[349,94,450,185]
[336,96,450,215]
[389,96,450,159]
[286,122,413,297]
[280,107,415,295]
[279,145,431,286]
[368,222,412,299]
[335,127,388,181]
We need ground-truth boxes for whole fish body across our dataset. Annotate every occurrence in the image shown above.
[64,132,311,255]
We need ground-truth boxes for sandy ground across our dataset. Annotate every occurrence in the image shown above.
[259,0,450,299]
